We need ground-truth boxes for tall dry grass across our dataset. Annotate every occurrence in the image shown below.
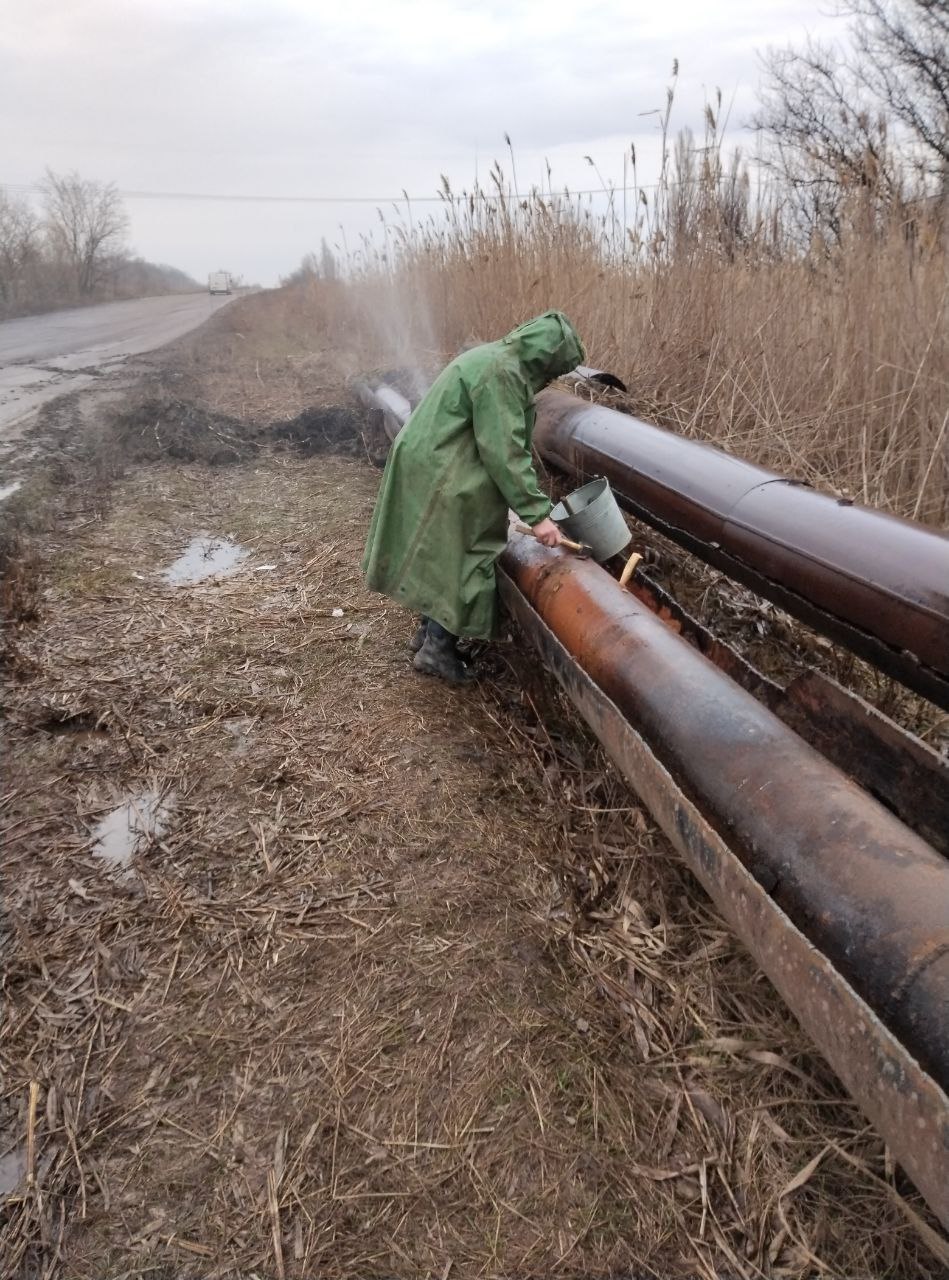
[306,134,948,526]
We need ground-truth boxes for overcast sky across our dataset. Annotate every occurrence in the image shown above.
[2,0,848,286]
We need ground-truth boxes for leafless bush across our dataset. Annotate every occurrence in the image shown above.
[0,191,40,311]
[0,171,199,318]
[756,1,949,240]
[39,168,128,299]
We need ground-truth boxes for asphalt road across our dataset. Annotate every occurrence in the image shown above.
[0,292,234,433]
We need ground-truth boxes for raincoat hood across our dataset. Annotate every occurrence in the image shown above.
[502,311,585,393]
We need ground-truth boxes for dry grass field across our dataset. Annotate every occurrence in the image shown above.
[2,283,947,1276]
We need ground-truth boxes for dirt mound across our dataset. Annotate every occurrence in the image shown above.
[270,404,367,457]
[107,395,258,465]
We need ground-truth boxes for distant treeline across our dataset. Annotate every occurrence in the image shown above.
[0,168,199,319]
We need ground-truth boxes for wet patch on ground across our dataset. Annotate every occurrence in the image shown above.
[0,1148,27,1200]
[161,534,251,585]
[90,789,174,871]
[0,363,98,436]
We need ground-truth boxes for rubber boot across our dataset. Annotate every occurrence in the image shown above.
[413,620,475,685]
[409,616,429,653]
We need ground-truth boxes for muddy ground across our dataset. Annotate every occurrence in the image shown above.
[2,291,947,1278]
[0,294,235,442]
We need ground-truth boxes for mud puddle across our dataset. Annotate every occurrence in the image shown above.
[0,1147,27,1199]
[91,790,173,869]
[224,716,256,756]
[162,535,250,586]
[0,365,97,433]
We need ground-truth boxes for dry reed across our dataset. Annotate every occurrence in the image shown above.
[309,135,949,527]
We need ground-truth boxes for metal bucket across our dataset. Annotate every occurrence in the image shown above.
[550,476,631,562]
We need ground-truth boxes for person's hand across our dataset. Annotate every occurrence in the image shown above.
[531,517,563,547]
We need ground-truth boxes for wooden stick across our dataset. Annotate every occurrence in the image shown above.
[26,1080,39,1188]
[619,551,643,589]
[514,523,590,555]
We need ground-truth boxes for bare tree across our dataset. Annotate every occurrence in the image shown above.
[320,236,338,280]
[281,245,339,287]
[40,168,129,298]
[849,0,949,177]
[756,41,897,239]
[756,1,948,237]
[280,253,319,287]
[0,190,39,309]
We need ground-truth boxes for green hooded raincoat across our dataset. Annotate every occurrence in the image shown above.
[362,311,585,639]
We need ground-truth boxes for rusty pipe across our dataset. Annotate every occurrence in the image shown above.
[499,532,949,1084]
[498,531,949,1224]
[532,390,949,710]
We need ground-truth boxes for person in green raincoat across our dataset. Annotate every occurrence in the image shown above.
[362,311,585,684]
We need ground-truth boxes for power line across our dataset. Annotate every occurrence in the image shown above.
[0,179,678,206]
[18,171,910,210]
[2,181,440,204]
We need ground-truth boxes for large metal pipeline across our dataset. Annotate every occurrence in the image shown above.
[357,382,411,434]
[532,390,949,710]
[498,533,949,1227]
[354,378,949,1224]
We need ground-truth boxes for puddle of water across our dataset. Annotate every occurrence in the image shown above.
[91,790,172,869]
[0,1147,26,1198]
[0,480,23,502]
[223,716,255,756]
[162,535,250,586]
